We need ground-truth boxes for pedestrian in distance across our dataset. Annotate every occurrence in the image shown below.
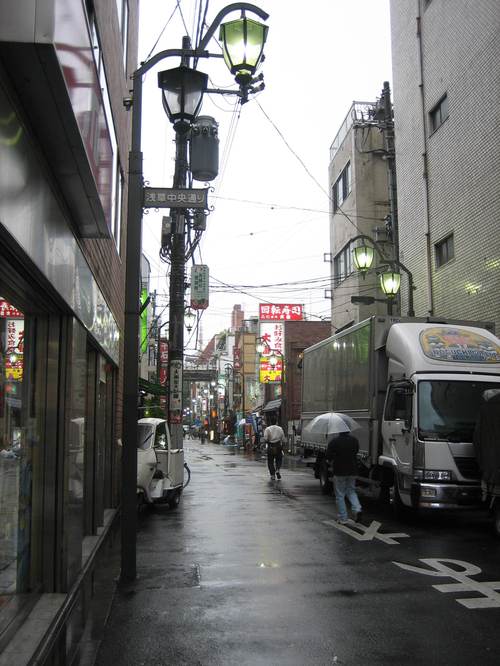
[263,414,285,480]
[326,430,362,524]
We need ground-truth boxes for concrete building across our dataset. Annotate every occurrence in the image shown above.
[328,101,393,332]
[390,0,500,327]
[0,1,138,662]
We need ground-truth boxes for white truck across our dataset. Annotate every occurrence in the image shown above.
[300,316,500,511]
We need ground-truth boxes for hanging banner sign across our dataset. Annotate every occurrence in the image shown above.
[143,187,208,209]
[259,303,303,321]
[258,321,284,355]
[190,265,209,310]
[259,357,282,384]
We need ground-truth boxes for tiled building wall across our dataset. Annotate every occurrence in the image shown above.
[390,0,500,330]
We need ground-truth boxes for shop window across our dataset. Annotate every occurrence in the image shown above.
[0,298,28,594]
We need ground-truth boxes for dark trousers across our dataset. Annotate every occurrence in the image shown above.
[267,450,283,476]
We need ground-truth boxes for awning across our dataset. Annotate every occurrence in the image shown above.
[262,399,282,413]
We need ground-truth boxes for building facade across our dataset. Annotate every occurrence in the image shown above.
[328,101,393,331]
[0,1,138,662]
[390,0,500,327]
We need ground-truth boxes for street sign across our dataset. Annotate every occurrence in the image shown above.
[190,265,209,310]
[143,187,209,209]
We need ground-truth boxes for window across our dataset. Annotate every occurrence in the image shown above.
[333,162,351,212]
[429,94,449,133]
[88,13,123,251]
[435,233,454,268]
[333,241,355,286]
[384,386,412,423]
[116,0,129,73]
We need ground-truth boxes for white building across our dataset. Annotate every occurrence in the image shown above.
[390,0,500,328]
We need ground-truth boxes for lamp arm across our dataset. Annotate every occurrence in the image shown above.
[392,259,415,316]
[351,234,415,316]
[198,3,270,52]
[350,234,391,262]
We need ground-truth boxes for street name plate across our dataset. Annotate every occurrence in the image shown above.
[143,187,208,209]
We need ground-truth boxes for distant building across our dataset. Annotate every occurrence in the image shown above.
[390,0,500,328]
[328,101,392,331]
[231,304,244,332]
[260,320,332,435]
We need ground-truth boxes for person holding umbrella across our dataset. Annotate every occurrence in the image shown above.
[325,417,363,524]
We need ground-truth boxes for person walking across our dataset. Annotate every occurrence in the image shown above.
[263,414,285,480]
[326,430,362,524]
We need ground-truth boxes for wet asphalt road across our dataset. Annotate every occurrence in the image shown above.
[95,442,500,666]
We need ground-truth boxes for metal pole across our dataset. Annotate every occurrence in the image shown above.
[121,70,143,582]
[382,81,398,258]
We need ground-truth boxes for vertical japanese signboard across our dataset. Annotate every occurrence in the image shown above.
[169,359,183,423]
[159,339,168,408]
[190,265,209,310]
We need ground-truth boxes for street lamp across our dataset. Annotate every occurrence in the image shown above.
[219,14,269,88]
[350,234,415,316]
[121,2,269,582]
[158,66,208,131]
[184,307,196,333]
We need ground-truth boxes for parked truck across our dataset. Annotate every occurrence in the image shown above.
[300,316,500,511]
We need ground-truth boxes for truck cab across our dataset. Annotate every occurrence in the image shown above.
[380,324,500,509]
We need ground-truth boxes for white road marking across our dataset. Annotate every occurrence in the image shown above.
[323,519,410,544]
[393,558,500,609]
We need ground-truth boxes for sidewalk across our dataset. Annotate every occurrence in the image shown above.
[93,442,338,666]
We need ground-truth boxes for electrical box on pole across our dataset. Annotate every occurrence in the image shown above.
[190,116,219,181]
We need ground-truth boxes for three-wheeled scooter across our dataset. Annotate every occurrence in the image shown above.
[137,417,185,508]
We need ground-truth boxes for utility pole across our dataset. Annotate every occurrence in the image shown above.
[381,81,398,260]
[165,37,192,452]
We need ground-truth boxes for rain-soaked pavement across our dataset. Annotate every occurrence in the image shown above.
[95,441,500,665]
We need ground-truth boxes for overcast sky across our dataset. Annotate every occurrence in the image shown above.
[138,0,392,352]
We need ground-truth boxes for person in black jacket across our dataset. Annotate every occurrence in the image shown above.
[326,431,362,524]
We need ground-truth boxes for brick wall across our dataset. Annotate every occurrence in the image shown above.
[284,321,332,421]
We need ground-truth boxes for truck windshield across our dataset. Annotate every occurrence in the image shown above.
[418,380,500,442]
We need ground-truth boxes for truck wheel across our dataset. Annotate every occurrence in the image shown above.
[378,483,391,506]
[393,481,410,518]
[319,461,333,495]
[493,502,500,538]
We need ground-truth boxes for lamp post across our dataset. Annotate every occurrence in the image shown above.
[351,234,415,317]
[121,3,269,582]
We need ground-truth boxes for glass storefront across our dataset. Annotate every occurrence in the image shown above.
[0,298,29,595]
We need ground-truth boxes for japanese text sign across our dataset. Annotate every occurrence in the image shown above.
[190,265,209,310]
[259,322,284,355]
[143,187,208,209]
[259,303,303,321]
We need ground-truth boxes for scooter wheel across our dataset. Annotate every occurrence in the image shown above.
[168,490,181,509]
